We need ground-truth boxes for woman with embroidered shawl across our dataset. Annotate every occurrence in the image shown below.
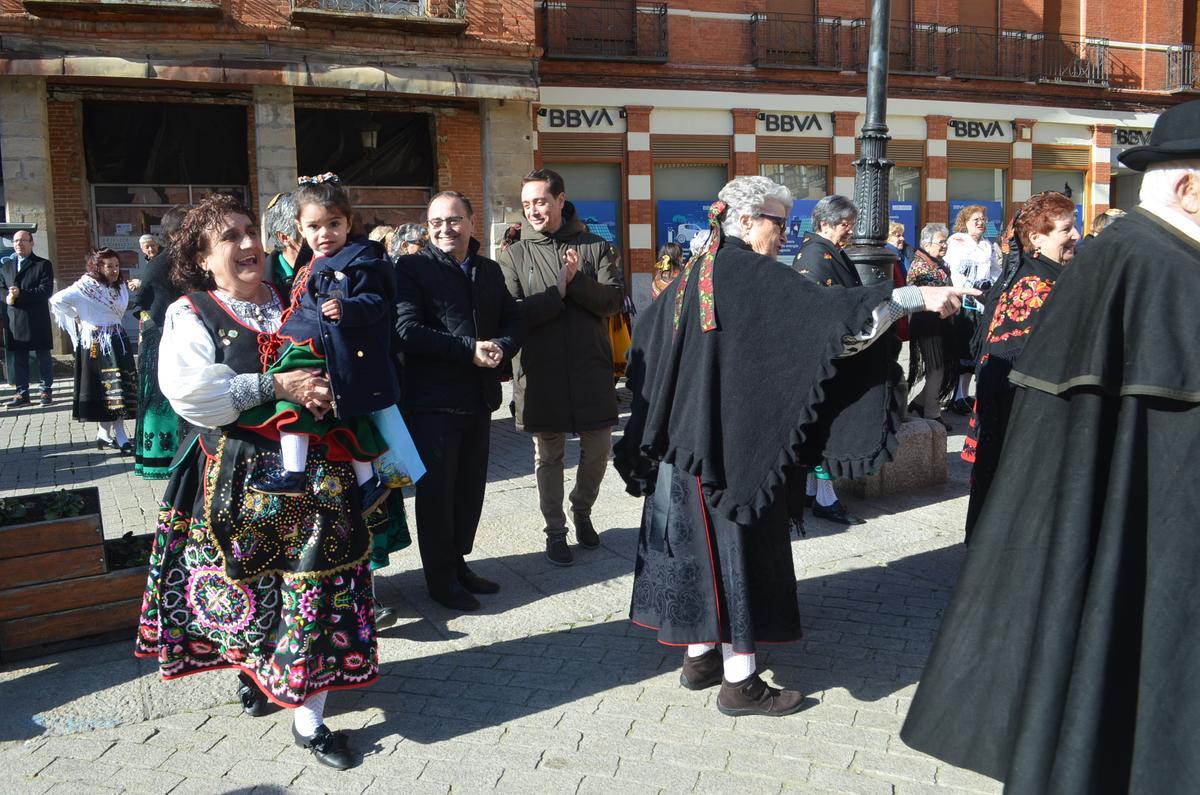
[134,194,376,771]
[614,176,975,719]
[49,247,138,453]
[960,191,1079,539]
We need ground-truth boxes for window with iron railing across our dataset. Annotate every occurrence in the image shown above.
[850,19,938,74]
[749,14,842,70]
[540,1,668,62]
[289,0,466,24]
[1031,34,1109,86]
[1167,46,1199,92]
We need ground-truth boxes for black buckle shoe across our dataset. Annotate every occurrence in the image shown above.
[40,391,52,406]
[293,723,355,770]
[716,674,807,718]
[680,648,723,690]
[118,441,135,456]
[249,470,306,496]
[572,514,600,549]
[359,478,391,517]
[374,603,399,630]
[237,673,270,717]
[457,563,500,595]
[8,394,30,408]
[811,500,865,526]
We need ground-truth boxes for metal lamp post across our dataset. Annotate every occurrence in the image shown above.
[845,0,899,285]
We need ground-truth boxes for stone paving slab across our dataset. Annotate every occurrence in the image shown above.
[0,377,1001,793]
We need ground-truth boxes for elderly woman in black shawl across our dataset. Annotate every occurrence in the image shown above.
[615,176,974,717]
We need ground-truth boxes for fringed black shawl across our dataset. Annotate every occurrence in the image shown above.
[614,238,900,526]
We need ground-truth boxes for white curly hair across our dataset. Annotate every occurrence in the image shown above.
[717,176,794,240]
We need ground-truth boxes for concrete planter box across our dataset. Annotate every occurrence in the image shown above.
[836,417,948,498]
[0,487,148,661]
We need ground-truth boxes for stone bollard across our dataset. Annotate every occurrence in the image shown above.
[836,417,947,499]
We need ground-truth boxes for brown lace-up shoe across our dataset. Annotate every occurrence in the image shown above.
[679,648,722,690]
[716,674,807,717]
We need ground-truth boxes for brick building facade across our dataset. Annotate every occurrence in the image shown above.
[0,0,539,294]
[534,0,1198,304]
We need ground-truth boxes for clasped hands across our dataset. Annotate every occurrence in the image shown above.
[473,340,504,368]
[274,367,334,420]
[556,248,580,298]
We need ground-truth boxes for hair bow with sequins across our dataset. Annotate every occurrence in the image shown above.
[298,172,340,186]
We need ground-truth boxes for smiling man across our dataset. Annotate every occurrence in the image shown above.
[393,191,523,611]
[497,168,625,567]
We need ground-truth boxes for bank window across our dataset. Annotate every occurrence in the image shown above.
[654,164,728,252]
[889,166,922,246]
[1033,169,1086,232]
[544,162,623,257]
[948,167,1007,238]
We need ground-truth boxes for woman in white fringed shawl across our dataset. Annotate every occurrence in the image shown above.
[49,247,138,453]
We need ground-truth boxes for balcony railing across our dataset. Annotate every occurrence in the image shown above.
[1032,34,1109,86]
[944,26,1033,80]
[850,19,938,74]
[22,0,220,19]
[541,1,668,63]
[290,0,467,30]
[1167,45,1199,92]
[750,13,842,70]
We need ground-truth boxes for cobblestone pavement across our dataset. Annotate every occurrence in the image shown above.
[0,376,1002,794]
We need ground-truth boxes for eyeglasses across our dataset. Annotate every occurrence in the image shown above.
[427,216,464,230]
[756,213,787,232]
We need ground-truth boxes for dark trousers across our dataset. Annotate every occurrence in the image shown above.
[410,411,491,593]
[12,349,53,396]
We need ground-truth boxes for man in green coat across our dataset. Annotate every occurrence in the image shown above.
[498,169,625,566]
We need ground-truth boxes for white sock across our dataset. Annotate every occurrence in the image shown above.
[113,422,130,446]
[280,433,308,473]
[956,374,972,401]
[721,644,756,684]
[816,479,838,508]
[97,423,114,442]
[687,643,716,658]
[805,473,817,497]
[293,690,327,738]
[352,460,375,486]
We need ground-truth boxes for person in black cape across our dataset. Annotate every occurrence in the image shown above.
[900,99,1200,793]
[960,190,1079,539]
[614,175,975,718]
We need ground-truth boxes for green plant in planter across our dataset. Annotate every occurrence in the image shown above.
[43,490,86,520]
[0,497,28,525]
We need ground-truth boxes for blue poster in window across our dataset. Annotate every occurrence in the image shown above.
[778,199,818,262]
[1074,204,1084,235]
[949,200,1004,240]
[889,202,917,247]
[574,201,620,248]
[656,201,711,255]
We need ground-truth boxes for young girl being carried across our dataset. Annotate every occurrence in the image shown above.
[240,174,423,514]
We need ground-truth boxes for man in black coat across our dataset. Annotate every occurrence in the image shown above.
[394,191,524,612]
[0,230,55,406]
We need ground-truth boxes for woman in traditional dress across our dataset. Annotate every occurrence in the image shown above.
[134,194,378,771]
[616,176,975,717]
[130,208,186,478]
[944,204,1001,414]
[49,248,138,453]
[905,223,956,430]
[961,191,1079,539]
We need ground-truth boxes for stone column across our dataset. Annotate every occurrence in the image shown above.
[0,77,56,263]
[624,105,653,312]
[481,98,534,259]
[253,85,298,232]
[831,112,857,197]
[925,115,948,225]
[1090,124,1114,225]
[1010,118,1036,218]
[732,108,758,177]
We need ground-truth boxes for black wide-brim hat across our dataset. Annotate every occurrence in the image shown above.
[1118,99,1200,172]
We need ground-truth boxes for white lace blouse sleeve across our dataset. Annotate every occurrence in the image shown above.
[158,297,240,428]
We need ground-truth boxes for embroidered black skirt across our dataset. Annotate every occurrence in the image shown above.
[72,328,137,422]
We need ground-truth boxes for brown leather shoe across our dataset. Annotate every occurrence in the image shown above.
[716,674,807,717]
[680,648,722,690]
